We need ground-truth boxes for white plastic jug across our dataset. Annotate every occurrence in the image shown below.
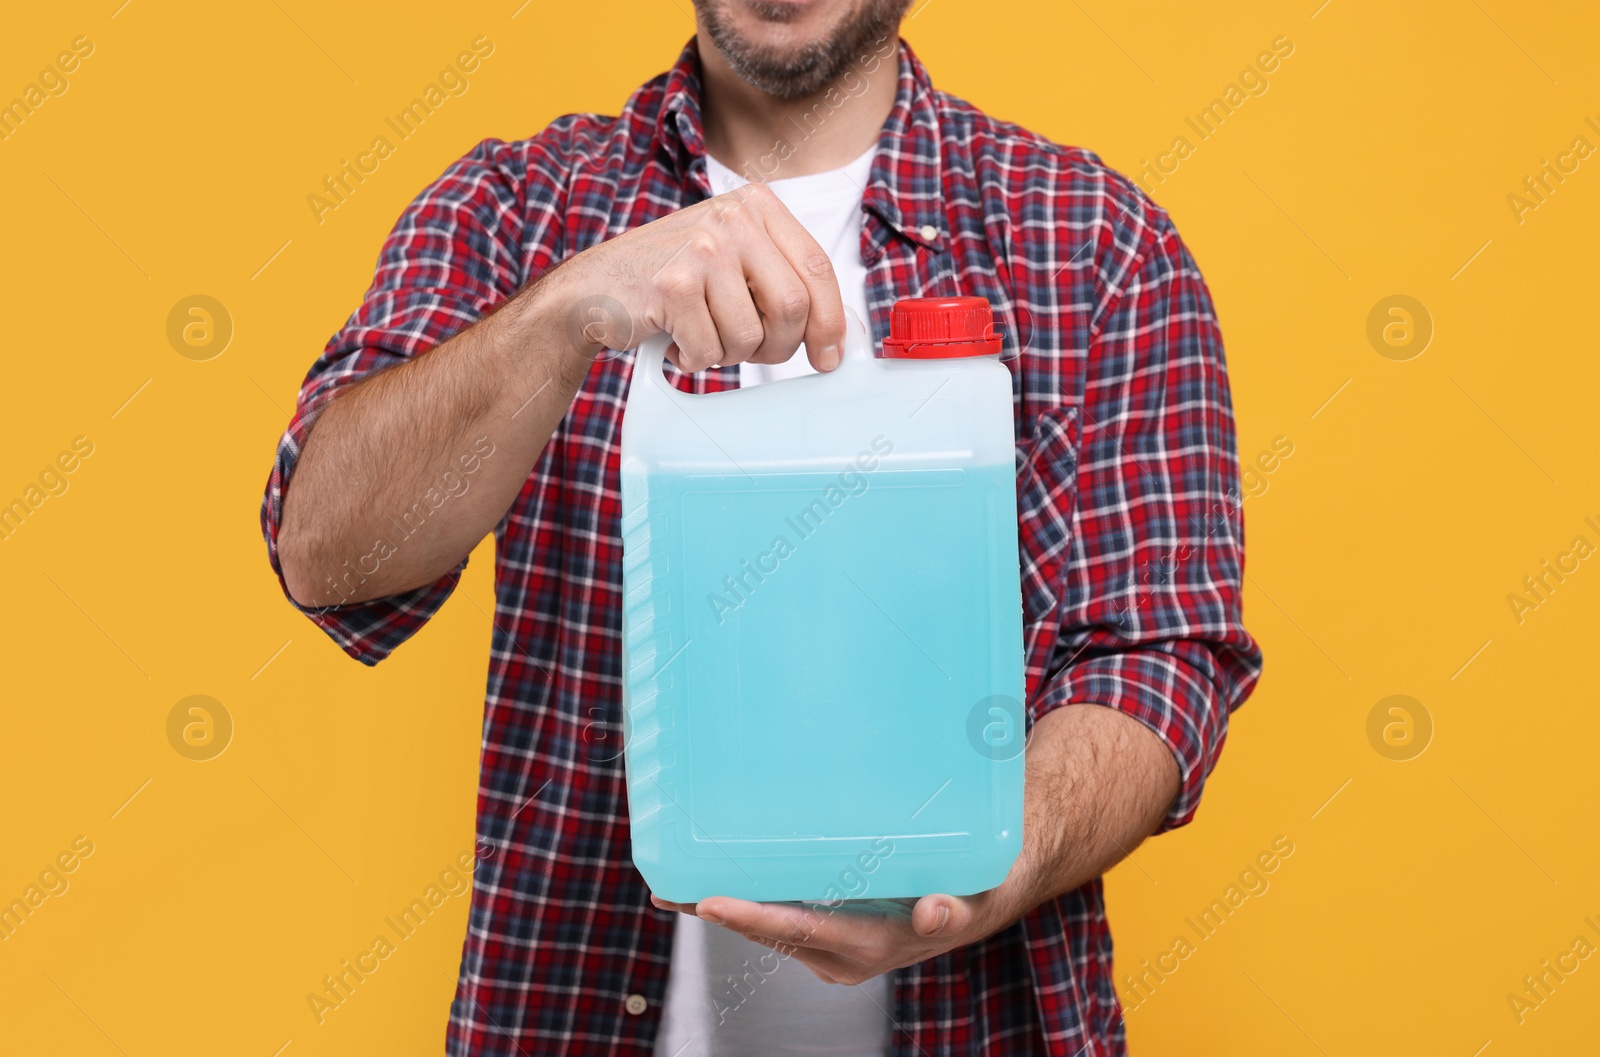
[620,297,1025,903]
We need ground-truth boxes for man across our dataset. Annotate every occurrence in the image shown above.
[262,0,1262,1053]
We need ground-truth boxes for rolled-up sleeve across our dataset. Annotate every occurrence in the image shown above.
[1034,219,1263,831]
[260,136,558,665]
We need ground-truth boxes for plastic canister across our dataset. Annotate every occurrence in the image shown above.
[619,297,1025,903]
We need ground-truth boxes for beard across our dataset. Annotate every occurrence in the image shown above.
[694,0,911,100]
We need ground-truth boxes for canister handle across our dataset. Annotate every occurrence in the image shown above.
[627,308,873,407]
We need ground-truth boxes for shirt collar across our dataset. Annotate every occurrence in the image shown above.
[654,36,946,254]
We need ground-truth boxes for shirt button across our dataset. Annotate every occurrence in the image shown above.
[919,224,939,241]
[624,993,648,1016]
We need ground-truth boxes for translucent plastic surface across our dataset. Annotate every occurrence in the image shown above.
[619,314,1025,903]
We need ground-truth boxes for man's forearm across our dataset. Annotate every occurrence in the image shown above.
[275,181,860,611]
[277,269,594,608]
[1006,703,1180,911]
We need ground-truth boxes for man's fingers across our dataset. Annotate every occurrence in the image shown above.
[756,201,846,371]
[704,267,765,366]
[691,894,963,987]
[738,932,805,960]
[661,297,723,373]
[739,240,810,366]
[634,187,844,373]
[697,896,834,949]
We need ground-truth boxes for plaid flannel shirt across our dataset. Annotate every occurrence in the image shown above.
[261,37,1262,1057]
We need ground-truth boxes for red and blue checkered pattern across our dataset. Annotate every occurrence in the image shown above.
[260,37,1262,1057]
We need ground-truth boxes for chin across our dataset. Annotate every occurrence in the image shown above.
[697,0,905,98]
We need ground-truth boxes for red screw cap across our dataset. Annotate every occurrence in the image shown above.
[881,296,1003,359]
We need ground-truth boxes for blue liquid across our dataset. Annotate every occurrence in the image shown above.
[621,463,1025,903]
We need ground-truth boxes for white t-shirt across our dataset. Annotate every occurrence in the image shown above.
[649,144,892,1057]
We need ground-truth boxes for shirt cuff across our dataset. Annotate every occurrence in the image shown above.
[259,384,464,667]
[1030,645,1229,832]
